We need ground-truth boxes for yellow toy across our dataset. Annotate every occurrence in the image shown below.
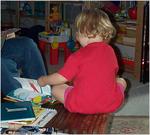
[51,37,59,49]
[32,95,42,104]
[48,5,60,22]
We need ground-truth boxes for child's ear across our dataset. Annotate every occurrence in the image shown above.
[104,38,111,43]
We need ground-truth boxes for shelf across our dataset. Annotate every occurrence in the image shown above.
[124,65,134,73]
[117,20,136,26]
[19,15,45,20]
[1,9,17,14]
[115,42,135,47]
[115,17,137,74]
[121,59,135,73]
[122,59,134,67]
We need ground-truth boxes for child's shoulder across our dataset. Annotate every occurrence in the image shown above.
[100,42,113,49]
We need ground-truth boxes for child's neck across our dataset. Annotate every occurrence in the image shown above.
[87,38,103,44]
[85,36,103,47]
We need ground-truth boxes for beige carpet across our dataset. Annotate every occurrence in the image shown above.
[109,116,149,134]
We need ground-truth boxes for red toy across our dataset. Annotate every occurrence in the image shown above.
[128,7,137,20]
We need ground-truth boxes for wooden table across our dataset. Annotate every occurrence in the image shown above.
[43,104,112,134]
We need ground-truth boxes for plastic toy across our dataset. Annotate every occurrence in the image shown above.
[67,29,75,51]
[32,95,42,104]
[22,2,32,16]
[32,95,56,105]
[51,37,59,49]
[67,37,75,51]
[48,5,60,22]
[128,7,137,20]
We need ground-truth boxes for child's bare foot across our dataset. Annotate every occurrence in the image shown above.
[116,77,127,91]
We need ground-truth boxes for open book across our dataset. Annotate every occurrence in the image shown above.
[6,77,52,103]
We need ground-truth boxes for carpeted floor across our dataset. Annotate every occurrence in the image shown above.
[114,72,149,116]
[109,116,149,134]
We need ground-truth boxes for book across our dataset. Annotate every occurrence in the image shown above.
[126,28,136,37]
[126,19,136,25]
[1,101,35,123]
[0,126,55,134]
[19,105,57,126]
[29,108,57,127]
[1,106,57,128]
[3,96,21,102]
[6,77,52,103]
[123,36,136,45]
[14,77,51,95]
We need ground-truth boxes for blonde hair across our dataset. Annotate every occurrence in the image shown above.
[75,8,116,40]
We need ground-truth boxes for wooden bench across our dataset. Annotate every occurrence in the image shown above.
[44,104,112,134]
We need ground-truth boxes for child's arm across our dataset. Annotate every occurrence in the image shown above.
[38,73,67,87]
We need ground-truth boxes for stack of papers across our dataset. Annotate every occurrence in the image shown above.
[25,105,57,127]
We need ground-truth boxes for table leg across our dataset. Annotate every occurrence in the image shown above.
[61,43,71,62]
[50,46,59,65]
[39,40,46,54]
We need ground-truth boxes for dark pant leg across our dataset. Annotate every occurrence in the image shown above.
[2,36,47,79]
[1,58,22,95]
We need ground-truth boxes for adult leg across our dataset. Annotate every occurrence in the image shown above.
[1,58,22,95]
[1,36,47,79]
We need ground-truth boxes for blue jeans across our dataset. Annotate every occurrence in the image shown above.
[1,36,47,96]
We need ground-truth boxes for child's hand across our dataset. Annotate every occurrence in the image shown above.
[38,76,47,87]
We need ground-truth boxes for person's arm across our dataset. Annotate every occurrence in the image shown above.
[38,73,68,87]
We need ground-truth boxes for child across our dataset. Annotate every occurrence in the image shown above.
[38,8,127,114]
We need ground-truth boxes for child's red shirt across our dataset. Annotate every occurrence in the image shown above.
[58,42,124,114]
